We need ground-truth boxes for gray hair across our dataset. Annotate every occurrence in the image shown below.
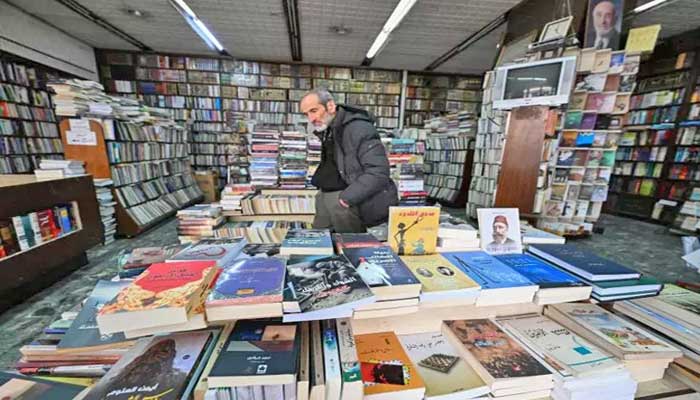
[301,87,335,106]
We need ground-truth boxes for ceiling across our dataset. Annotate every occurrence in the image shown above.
[4,0,700,75]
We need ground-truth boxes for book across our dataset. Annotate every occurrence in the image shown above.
[334,233,383,253]
[207,320,301,388]
[280,229,334,256]
[590,275,662,301]
[336,318,362,400]
[441,251,537,306]
[355,331,426,400]
[205,257,286,321]
[120,244,188,269]
[546,303,682,360]
[398,332,489,400]
[495,254,591,304]
[476,208,523,255]
[442,319,552,393]
[637,284,700,327]
[310,320,325,400]
[399,254,480,303]
[283,255,375,322]
[438,217,478,241]
[167,238,247,266]
[297,322,311,400]
[0,371,85,399]
[498,314,621,378]
[83,331,212,400]
[58,280,132,350]
[96,261,217,334]
[521,225,565,244]
[322,320,342,400]
[387,206,440,255]
[528,244,641,281]
[342,246,421,301]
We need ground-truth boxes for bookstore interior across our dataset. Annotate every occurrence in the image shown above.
[4,0,700,399]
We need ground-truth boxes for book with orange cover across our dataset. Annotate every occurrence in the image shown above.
[96,261,218,335]
[354,331,425,400]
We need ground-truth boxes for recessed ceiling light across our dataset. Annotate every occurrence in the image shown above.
[125,8,146,17]
[330,25,352,36]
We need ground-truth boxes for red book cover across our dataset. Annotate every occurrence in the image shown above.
[98,261,217,317]
[0,102,9,117]
[37,209,60,240]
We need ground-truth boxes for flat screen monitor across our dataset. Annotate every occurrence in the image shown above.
[493,56,576,110]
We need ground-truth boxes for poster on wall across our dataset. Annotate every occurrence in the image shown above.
[584,0,624,50]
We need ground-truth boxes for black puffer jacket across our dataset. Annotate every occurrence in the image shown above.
[329,105,398,226]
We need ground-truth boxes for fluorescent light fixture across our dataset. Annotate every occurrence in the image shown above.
[633,0,668,13]
[365,0,418,59]
[169,0,226,53]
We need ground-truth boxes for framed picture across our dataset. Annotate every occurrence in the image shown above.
[585,0,624,50]
[539,16,574,42]
[477,208,523,255]
[495,30,538,67]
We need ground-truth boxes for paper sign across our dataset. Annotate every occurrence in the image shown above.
[68,118,90,131]
[625,25,662,54]
[66,129,97,146]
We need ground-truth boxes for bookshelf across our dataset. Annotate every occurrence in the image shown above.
[423,127,476,207]
[0,53,65,174]
[405,73,482,127]
[59,118,203,237]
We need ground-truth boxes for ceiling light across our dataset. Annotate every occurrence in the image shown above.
[633,0,668,13]
[365,0,418,59]
[126,8,145,17]
[168,0,227,54]
[330,25,352,36]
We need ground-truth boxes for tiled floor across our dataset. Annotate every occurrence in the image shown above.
[0,213,698,369]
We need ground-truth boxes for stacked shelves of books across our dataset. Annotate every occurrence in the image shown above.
[279,131,308,189]
[538,48,639,235]
[467,70,507,219]
[423,111,478,207]
[0,54,63,173]
[51,79,203,237]
[383,134,426,205]
[405,73,482,127]
[606,50,699,222]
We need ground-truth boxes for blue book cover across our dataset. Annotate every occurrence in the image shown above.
[528,244,640,281]
[342,246,419,288]
[441,251,534,290]
[207,257,286,306]
[575,132,595,147]
[281,229,333,255]
[495,254,586,289]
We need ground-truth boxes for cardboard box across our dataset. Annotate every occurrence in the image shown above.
[194,171,219,203]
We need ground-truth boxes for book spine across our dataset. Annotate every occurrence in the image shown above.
[28,212,43,245]
[310,320,325,387]
[335,318,361,384]
[20,215,36,248]
[11,217,29,251]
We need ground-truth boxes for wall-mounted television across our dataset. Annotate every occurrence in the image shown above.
[492,56,576,110]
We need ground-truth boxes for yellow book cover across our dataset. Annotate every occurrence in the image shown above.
[355,331,425,397]
[388,206,440,255]
[400,254,480,293]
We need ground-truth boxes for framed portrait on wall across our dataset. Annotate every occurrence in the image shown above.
[584,0,625,50]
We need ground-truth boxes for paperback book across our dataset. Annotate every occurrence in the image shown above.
[343,246,421,300]
[388,206,440,255]
[528,244,641,281]
[280,229,334,256]
[167,237,247,266]
[400,254,480,303]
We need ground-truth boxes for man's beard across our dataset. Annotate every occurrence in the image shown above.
[493,233,506,243]
[312,114,335,133]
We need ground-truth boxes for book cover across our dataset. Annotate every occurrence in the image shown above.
[559,131,578,147]
[575,132,595,147]
[168,238,246,266]
[334,233,383,252]
[563,111,583,129]
[654,284,700,314]
[593,275,662,293]
[280,229,333,255]
[20,215,36,248]
[400,254,480,293]
[239,243,281,258]
[528,244,640,281]
[551,303,679,354]
[444,319,551,380]
[0,371,85,399]
[580,113,598,130]
[36,209,59,240]
[495,254,585,289]
[477,208,523,255]
[84,331,212,400]
[58,280,131,349]
[499,315,619,377]
[388,206,440,255]
[336,318,361,384]
[207,257,286,307]
[399,332,489,399]
[355,331,425,396]
[121,245,188,269]
[441,251,534,290]
[98,261,216,322]
[322,320,341,397]
[343,246,419,288]
[208,320,300,383]
[285,255,374,315]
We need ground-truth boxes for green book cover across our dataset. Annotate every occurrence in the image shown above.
[21,215,36,248]
[564,111,583,130]
[594,275,662,291]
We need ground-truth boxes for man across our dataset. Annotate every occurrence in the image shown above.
[589,0,620,50]
[485,215,518,254]
[300,88,398,233]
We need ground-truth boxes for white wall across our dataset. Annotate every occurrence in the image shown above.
[0,1,98,80]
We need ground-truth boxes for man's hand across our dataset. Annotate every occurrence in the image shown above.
[338,198,350,208]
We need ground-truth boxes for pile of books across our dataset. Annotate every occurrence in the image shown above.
[219,183,254,214]
[94,178,117,244]
[47,79,110,116]
[437,215,479,251]
[306,134,321,187]
[279,131,308,189]
[248,130,279,188]
[240,192,315,215]
[176,204,224,243]
[214,220,311,243]
[34,159,85,180]
[395,163,426,205]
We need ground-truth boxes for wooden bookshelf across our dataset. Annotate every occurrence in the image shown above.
[59,118,203,237]
[405,73,482,127]
[0,174,101,312]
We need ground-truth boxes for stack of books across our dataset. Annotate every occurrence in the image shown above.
[240,193,315,215]
[219,183,254,214]
[437,215,479,251]
[214,220,311,243]
[528,244,662,301]
[248,130,279,188]
[34,159,86,180]
[521,223,566,244]
[546,302,682,383]
[47,79,110,116]
[306,134,321,187]
[93,178,116,244]
[116,243,188,279]
[279,131,308,189]
[396,163,427,205]
[176,204,224,243]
